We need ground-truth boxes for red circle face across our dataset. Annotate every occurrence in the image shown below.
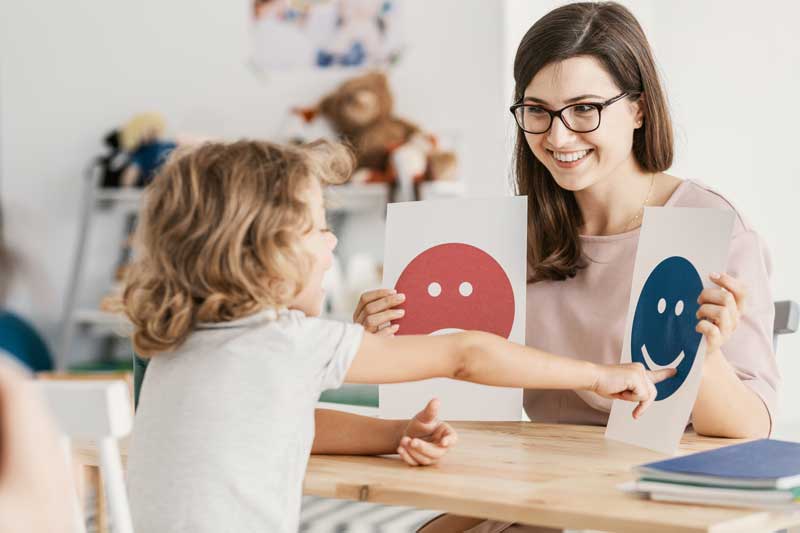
[393,243,515,338]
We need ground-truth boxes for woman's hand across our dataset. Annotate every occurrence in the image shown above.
[353,288,406,336]
[397,398,457,466]
[592,363,676,418]
[695,272,747,355]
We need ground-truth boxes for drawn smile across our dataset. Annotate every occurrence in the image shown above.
[430,328,465,336]
[641,344,685,371]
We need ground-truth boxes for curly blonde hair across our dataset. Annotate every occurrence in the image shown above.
[122,139,353,356]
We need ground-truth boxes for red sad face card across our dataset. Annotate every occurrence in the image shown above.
[379,197,527,421]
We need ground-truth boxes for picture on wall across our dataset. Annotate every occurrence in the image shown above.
[251,0,403,71]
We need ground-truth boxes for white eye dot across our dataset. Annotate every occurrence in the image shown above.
[427,282,442,297]
[675,300,684,316]
[657,298,666,314]
[459,281,473,297]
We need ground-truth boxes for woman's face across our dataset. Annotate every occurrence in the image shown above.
[291,179,337,317]
[522,55,643,193]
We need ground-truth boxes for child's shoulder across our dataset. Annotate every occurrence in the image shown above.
[279,309,354,333]
[264,310,364,357]
[195,308,363,350]
[287,312,364,345]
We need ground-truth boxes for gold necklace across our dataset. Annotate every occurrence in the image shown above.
[624,173,655,232]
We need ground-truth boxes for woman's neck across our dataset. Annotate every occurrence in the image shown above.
[574,157,657,236]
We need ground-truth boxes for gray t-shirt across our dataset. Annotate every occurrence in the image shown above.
[127,308,364,533]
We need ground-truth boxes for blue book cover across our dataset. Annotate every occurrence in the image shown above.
[636,439,800,489]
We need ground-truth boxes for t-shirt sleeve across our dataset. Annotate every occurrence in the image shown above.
[722,229,781,434]
[299,317,365,393]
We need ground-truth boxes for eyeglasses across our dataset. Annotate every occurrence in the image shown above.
[509,92,638,134]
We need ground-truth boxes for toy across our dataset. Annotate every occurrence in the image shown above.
[91,113,176,312]
[97,130,130,188]
[295,71,457,200]
[119,113,177,188]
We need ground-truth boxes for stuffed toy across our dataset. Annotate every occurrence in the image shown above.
[93,113,176,307]
[97,130,130,188]
[292,71,457,200]
[119,112,177,188]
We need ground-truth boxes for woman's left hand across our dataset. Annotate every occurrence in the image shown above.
[696,272,747,355]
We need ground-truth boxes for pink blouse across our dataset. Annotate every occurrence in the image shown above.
[523,180,780,431]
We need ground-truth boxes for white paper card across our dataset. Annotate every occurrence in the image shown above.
[605,207,735,455]
[379,197,527,420]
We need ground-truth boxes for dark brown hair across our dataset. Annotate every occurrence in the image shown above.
[513,1,673,282]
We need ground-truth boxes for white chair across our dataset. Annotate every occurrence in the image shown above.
[37,380,134,533]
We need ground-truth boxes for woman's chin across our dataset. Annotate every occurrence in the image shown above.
[552,174,595,193]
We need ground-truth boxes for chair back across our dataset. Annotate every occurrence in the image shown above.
[37,380,134,533]
[774,300,800,352]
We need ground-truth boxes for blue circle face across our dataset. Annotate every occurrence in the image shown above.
[631,256,703,400]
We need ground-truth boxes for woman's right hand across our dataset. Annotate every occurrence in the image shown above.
[353,288,406,336]
[591,363,676,419]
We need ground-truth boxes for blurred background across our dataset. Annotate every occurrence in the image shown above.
[1,0,798,439]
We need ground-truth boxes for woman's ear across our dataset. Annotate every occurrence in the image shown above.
[632,94,645,129]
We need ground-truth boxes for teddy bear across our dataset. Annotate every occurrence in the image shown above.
[290,71,457,201]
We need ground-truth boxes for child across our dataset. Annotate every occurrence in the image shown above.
[122,139,672,533]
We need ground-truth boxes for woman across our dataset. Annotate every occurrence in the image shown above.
[355,2,780,531]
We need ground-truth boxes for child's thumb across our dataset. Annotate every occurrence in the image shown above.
[415,398,440,424]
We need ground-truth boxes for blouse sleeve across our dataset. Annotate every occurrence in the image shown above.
[722,228,781,434]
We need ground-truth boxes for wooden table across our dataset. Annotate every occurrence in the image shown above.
[75,422,800,533]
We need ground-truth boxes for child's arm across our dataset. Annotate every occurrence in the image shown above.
[346,331,674,418]
[312,399,456,466]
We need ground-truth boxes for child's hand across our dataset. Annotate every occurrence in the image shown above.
[353,288,406,335]
[397,398,457,466]
[592,363,676,419]
[696,272,747,356]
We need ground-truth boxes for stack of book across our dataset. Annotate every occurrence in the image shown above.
[627,439,800,511]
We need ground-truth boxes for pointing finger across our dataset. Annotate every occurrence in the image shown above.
[647,368,677,384]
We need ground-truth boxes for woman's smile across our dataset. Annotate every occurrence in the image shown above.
[547,148,595,169]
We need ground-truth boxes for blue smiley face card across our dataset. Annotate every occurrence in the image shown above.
[606,207,735,455]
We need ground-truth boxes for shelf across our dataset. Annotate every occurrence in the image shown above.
[93,188,144,203]
[72,309,132,336]
[93,183,393,210]
[326,183,389,213]
[92,184,389,213]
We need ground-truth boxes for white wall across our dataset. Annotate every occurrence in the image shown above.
[503,0,800,438]
[654,0,800,439]
[0,0,507,360]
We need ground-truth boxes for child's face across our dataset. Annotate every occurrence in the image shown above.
[290,179,337,316]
